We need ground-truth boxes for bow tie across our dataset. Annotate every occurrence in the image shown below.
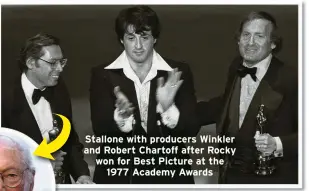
[237,65,257,81]
[32,88,52,105]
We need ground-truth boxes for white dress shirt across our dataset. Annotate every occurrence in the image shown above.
[239,54,283,156]
[105,50,180,133]
[21,73,53,142]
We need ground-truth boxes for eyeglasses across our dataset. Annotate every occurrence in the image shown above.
[38,58,68,69]
[0,168,28,188]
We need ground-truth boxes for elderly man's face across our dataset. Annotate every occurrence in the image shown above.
[27,45,65,89]
[121,25,157,64]
[0,145,32,191]
[238,19,276,66]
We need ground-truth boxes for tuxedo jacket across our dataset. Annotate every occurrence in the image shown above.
[197,56,298,184]
[1,76,90,183]
[90,58,200,184]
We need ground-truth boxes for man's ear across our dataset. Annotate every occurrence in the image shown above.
[154,39,157,44]
[271,42,276,50]
[25,58,36,70]
[120,39,124,45]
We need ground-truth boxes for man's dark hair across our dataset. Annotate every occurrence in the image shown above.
[18,33,60,71]
[237,11,282,53]
[115,5,161,45]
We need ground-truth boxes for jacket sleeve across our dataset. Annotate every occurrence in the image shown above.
[162,63,201,137]
[1,91,10,128]
[89,68,131,137]
[197,96,223,126]
[57,80,90,181]
[279,71,298,159]
[196,59,239,127]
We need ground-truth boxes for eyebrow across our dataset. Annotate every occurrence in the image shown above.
[254,32,266,35]
[124,31,151,36]
[50,58,64,61]
[1,167,21,172]
[0,165,19,172]
[242,31,265,35]
[140,33,150,36]
[124,32,134,35]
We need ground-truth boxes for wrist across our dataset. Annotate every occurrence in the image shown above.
[160,102,172,112]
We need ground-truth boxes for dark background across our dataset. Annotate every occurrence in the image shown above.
[1,5,298,183]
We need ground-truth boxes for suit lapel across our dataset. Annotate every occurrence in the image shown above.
[109,70,143,133]
[12,79,43,143]
[147,70,166,136]
[219,57,284,136]
[109,69,167,136]
[47,87,64,132]
[240,58,283,132]
[217,67,240,135]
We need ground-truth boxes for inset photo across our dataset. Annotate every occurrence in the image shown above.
[0,128,55,191]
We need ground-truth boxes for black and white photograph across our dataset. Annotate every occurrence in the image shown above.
[1,3,301,190]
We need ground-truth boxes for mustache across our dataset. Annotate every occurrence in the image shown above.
[244,47,259,51]
[245,45,259,49]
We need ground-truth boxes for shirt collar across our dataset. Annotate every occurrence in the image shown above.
[243,54,272,81]
[21,73,38,98]
[105,50,173,84]
[105,50,173,71]
[21,73,46,98]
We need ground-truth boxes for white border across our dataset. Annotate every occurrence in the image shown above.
[0,128,56,191]
[0,0,303,190]
[298,1,304,189]
[0,0,304,5]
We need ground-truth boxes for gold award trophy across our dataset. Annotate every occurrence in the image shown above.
[49,118,66,183]
[254,104,275,176]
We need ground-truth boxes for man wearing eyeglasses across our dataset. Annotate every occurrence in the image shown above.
[0,135,35,191]
[1,33,93,184]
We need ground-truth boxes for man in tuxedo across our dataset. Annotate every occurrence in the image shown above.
[0,135,35,191]
[90,5,200,184]
[197,11,298,184]
[1,33,93,184]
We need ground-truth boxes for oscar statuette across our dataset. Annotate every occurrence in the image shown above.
[49,118,66,183]
[254,104,276,176]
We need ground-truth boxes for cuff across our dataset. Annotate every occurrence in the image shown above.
[273,136,283,157]
[157,103,179,129]
[114,108,134,133]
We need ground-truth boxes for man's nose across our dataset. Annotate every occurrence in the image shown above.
[135,37,142,49]
[55,62,63,72]
[248,36,255,45]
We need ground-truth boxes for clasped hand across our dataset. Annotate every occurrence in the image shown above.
[156,68,183,112]
[114,68,183,115]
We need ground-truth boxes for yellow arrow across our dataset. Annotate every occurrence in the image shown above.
[33,114,71,160]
